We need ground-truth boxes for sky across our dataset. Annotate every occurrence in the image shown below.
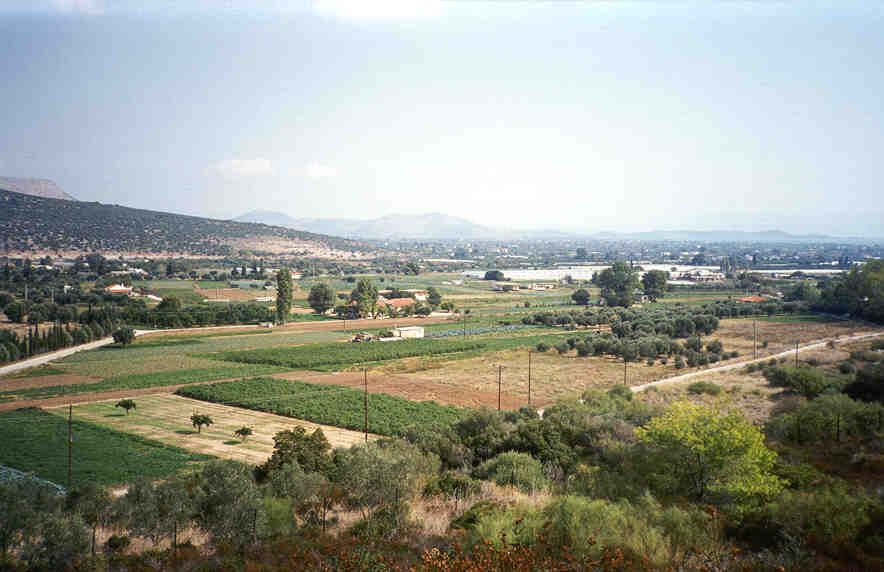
[0,0,883,237]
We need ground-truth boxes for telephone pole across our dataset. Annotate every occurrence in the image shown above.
[623,356,628,385]
[527,351,532,407]
[363,369,368,442]
[795,340,800,367]
[497,365,502,411]
[753,320,758,359]
[67,403,73,490]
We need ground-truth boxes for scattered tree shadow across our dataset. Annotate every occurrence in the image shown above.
[175,429,196,435]
[223,440,240,445]
[104,413,125,418]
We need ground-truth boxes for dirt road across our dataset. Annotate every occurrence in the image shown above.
[630,330,884,392]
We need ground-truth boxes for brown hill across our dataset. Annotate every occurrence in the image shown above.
[0,177,75,200]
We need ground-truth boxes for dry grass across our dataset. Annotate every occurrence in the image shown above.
[53,394,375,466]
[410,481,553,538]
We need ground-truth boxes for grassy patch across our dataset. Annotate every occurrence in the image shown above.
[3,365,287,401]
[755,314,841,323]
[0,408,213,487]
[209,338,488,370]
[687,381,723,395]
[177,377,464,436]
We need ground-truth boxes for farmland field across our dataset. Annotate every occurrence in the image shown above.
[3,364,287,401]
[211,337,489,370]
[177,377,465,435]
[61,394,373,465]
[0,407,213,487]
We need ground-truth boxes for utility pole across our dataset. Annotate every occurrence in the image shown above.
[795,340,800,367]
[623,356,628,385]
[363,369,368,442]
[463,312,467,338]
[67,403,73,490]
[753,320,758,359]
[497,365,502,411]
[527,351,532,407]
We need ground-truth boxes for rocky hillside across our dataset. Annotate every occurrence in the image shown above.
[0,190,371,259]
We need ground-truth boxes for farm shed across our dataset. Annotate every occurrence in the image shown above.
[393,326,424,339]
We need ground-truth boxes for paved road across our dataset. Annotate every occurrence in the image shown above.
[0,336,119,378]
[630,330,884,392]
[0,315,457,378]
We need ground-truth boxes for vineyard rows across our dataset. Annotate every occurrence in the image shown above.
[209,338,487,370]
[176,377,464,436]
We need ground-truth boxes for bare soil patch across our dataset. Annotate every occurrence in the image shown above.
[272,370,529,411]
[0,373,100,392]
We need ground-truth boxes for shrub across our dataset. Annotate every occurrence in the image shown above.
[708,353,721,364]
[674,356,685,369]
[660,357,668,365]
[607,385,634,402]
[647,358,655,366]
[730,351,740,359]
[805,357,821,367]
[762,340,769,348]
[575,342,591,357]
[687,381,722,396]
[536,342,550,353]
[839,361,858,374]
[112,326,135,346]
[706,340,723,354]
[473,451,547,493]
[554,342,569,355]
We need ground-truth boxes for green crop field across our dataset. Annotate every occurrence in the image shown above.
[177,377,464,436]
[3,364,287,401]
[210,337,488,370]
[0,408,213,487]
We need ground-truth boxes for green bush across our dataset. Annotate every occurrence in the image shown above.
[687,381,722,395]
[607,385,634,402]
[473,451,547,493]
[839,361,858,374]
[536,342,550,352]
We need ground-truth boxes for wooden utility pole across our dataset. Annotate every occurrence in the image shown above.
[795,340,800,367]
[363,369,368,442]
[67,403,73,490]
[623,356,628,385]
[527,351,532,407]
[497,365,502,411]
[753,320,758,359]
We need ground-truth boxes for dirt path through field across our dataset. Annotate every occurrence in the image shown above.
[631,330,884,392]
[45,394,375,464]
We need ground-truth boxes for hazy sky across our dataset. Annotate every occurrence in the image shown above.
[1,1,882,236]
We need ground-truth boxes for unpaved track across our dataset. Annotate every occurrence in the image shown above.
[631,330,884,392]
[0,316,455,379]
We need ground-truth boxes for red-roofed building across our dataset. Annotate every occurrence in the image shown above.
[737,295,767,303]
[383,297,417,309]
[105,284,133,295]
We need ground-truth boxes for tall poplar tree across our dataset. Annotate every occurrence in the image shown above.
[276,267,293,324]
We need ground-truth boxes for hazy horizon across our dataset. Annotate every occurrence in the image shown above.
[1,1,883,237]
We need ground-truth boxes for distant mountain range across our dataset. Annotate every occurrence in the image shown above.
[0,177,75,200]
[234,211,496,240]
[234,210,851,243]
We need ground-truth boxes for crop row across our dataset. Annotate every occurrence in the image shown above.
[426,324,540,338]
[209,338,487,370]
[176,377,464,436]
[3,364,286,401]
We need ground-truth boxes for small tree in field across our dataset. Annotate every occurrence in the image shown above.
[234,426,253,442]
[191,413,213,434]
[112,326,135,346]
[115,399,136,415]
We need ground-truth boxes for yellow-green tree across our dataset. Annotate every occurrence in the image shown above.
[636,401,783,508]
